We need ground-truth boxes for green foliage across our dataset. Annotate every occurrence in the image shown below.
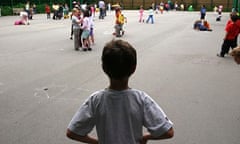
[14,3,25,8]
[0,3,47,16]
[0,6,12,16]
[0,3,25,16]
[36,4,46,13]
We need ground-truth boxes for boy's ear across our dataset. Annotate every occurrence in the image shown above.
[130,65,137,74]
[102,64,108,74]
[102,64,106,72]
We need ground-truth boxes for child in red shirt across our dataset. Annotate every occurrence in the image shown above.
[45,4,51,19]
[217,14,240,57]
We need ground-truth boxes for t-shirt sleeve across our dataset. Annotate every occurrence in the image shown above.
[143,94,173,137]
[67,97,95,136]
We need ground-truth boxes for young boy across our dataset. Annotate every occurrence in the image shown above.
[45,4,51,19]
[230,46,240,64]
[66,39,174,144]
[114,8,125,37]
[217,13,239,57]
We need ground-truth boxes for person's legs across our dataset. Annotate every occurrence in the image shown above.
[81,30,90,51]
[218,40,230,57]
[150,15,154,23]
[47,13,50,19]
[79,29,83,47]
[89,28,94,44]
[70,24,73,40]
[115,25,121,37]
[231,37,238,50]
[99,8,103,19]
[87,36,92,51]
[146,16,150,23]
[73,29,80,50]
[225,39,237,54]
[119,24,124,35]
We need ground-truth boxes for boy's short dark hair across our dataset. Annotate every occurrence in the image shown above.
[230,14,238,22]
[102,39,137,79]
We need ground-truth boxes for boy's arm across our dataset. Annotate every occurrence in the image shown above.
[224,32,228,40]
[140,127,174,144]
[66,128,98,144]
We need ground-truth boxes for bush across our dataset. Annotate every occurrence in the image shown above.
[0,3,25,16]
[0,3,47,16]
[0,6,12,16]
[36,4,46,14]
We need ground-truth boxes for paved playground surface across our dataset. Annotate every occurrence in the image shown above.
[0,11,240,144]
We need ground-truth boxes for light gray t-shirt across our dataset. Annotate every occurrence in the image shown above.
[68,88,173,144]
[72,15,80,30]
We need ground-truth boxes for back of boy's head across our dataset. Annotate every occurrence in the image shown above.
[231,14,238,22]
[102,40,137,80]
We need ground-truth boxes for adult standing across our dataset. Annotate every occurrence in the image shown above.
[52,3,59,20]
[25,1,30,19]
[98,0,105,19]
[71,8,82,51]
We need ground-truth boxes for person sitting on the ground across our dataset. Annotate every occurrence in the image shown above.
[14,11,29,25]
[203,20,212,31]
[230,46,240,64]
[193,20,212,31]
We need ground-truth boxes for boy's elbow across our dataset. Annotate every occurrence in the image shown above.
[166,127,174,138]
[66,129,75,140]
[66,129,71,138]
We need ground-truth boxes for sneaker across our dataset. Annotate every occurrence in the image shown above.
[70,36,73,40]
[88,47,92,51]
[217,53,224,57]
[82,48,87,51]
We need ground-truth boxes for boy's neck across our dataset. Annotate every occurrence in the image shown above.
[109,78,129,91]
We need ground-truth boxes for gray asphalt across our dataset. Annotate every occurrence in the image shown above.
[0,11,240,144]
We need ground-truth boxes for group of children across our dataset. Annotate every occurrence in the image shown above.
[138,5,155,24]
[71,7,94,51]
